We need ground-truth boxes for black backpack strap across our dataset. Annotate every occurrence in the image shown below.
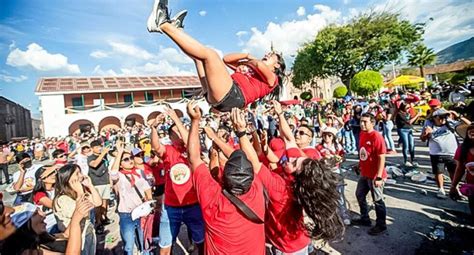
[123,174,146,203]
[222,189,264,224]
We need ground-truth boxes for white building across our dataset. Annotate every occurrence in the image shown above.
[35,76,209,137]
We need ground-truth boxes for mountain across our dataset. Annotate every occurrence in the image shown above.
[436,37,474,64]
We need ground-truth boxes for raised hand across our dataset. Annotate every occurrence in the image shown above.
[204,126,217,141]
[152,113,166,127]
[272,100,283,115]
[187,100,202,120]
[81,176,93,189]
[230,108,246,132]
[73,194,95,220]
[164,106,180,122]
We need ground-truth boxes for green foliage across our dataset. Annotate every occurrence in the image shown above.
[350,70,383,96]
[450,73,468,85]
[300,91,313,100]
[436,72,456,82]
[333,86,348,98]
[407,43,436,77]
[292,11,423,89]
[400,68,420,76]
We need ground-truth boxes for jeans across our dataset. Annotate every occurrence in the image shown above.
[397,128,415,163]
[383,121,395,151]
[342,129,356,153]
[119,212,147,255]
[353,130,360,151]
[337,182,350,221]
[355,177,386,227]
[159,203,205,248]
[0,163,9,184]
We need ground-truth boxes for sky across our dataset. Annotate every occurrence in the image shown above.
[1,0,473,117]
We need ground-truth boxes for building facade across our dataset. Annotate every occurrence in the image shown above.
[283,75,344,101]
[0,96,33,142]
[35,76,209,137]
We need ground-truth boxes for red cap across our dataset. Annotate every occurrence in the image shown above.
[428,99,441,107]
[286,148,303,158]
[269,138,286,160]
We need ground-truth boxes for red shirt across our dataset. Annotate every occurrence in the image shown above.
[302,147,322,160]
[162,145,198,207]
[150,162,166,186]
[454,146,474,184]
[257,165,310,253]
[193,163,265,255]
[359,130,387,179]
[231,66,277,105]
[33,191,47,205]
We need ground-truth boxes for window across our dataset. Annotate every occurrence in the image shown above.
[145,92,154,101]
[123,94,133,103]
[72,97,83,107]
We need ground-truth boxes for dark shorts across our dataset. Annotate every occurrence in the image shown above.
[211,81,245,112]
[430,154,456,175]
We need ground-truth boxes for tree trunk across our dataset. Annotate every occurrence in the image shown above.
[342,77,351,95]
[420,66,426,90]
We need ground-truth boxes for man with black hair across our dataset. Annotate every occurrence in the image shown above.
[353,113,388,236]
[187,101,266,254]
[11,153,42,205]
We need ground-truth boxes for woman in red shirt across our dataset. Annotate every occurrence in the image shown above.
[147,0,286,112]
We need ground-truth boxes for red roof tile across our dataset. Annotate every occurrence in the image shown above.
[35,76,202,94]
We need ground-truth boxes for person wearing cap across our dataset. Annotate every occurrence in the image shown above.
[87,140,111,234]
[32,165,60,233]
[150,108,205,255]
[450,124,474,216]
[353,113,388,236]
[421,108,460,199]
[187,101,266,255]
[132,147,155,186]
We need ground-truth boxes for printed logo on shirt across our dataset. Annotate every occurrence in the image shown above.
[360,147,368,161]
[169,163,191,185]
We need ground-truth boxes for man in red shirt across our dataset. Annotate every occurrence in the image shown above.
[353,113,388,236]
[187,101,266,255]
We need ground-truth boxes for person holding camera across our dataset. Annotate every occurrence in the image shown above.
[11,153,43,205]
[421,109,460,199]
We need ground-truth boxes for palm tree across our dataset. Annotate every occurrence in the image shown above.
[407,43,437,78]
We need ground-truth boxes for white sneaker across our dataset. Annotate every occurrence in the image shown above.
[437,189,447,199]
[412,161,419,167]
[171,10,188,29]
[147,0,169,33]
[404,162,413,167]
[343,219,351,226]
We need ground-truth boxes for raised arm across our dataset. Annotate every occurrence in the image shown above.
[223,53,255,70]
[88,146,110,168]
[272,100,296,143]
[165,106,189,146]
[187,100,204,170]
[150,114,166,157]
[231,108,262,172]
[204,126,234,158]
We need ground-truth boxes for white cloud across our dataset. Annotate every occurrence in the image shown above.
[120,61,195,76]
[92,65,118,76]
[90,50,109,59]
[6,43,80,74]
[241,5,341,61]
[0,74,27,83]
[297,6,306,16]
[157,46,193,64]
[343,0,351,5]
[199,10,207,16]
[109,41,154,60]
[236,31,248,37]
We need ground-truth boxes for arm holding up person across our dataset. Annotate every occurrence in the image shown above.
[150,114,166,157]
[164,106,189,146]
[187,100,205,170]
[273,100,296,143]
[204,126,234,158]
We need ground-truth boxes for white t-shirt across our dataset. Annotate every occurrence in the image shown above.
[75,154,90,176]
[34,143,44,151]
[11,164,42,195]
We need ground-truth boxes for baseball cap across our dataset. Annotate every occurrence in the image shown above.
[428,99,441,107]
[131,148,143,157]
[432,109,450,117]
[223,150,254,196]
[321,127,338,137]
[11,203,37,228]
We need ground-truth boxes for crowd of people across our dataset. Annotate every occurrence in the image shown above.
[0,84,473,254]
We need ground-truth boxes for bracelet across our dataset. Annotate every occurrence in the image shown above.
[235,130,246,138]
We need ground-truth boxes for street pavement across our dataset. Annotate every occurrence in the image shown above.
[0,127,472,254]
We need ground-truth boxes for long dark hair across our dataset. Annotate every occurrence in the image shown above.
[268,52,286,100]
[293,158,345,241]
[53,164,81,210]
[460,125,474,165]
[31,167,48,202]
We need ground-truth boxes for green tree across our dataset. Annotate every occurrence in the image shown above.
[350,70,383,96]
[292,11,423,89]
[407,43,436,78]
[450,73,467,85]
[333,86,348,98]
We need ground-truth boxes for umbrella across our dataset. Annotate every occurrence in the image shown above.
[385,75,425,87]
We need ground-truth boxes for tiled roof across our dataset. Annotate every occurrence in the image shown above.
[424,60,474,75]
[35,76,202,94]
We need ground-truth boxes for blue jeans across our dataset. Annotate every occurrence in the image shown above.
[342,129,356,153]
[159,203,205,248]
[119,212,147,255]
[383,121,395,151]
[355,177,386,227]
[397,128,415,163]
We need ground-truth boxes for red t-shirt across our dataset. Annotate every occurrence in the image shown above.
[231,67,277,105]
[162,145,198,206]
[359,130,387,179]
[257,164,310,253]
[454,146,474,184]
[150,162,166,186]
[302,147,322,160]
[33,191,47,205]
[193,163,265,255]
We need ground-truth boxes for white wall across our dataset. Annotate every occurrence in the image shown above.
[40,95,67,137]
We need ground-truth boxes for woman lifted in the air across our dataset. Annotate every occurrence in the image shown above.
[147,0,285,112]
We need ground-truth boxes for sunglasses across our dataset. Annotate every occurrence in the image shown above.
[297,130,311,137]
[122,157,133,162]
[57,154,67,159]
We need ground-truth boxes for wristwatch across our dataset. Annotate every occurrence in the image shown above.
[375,177,383,181]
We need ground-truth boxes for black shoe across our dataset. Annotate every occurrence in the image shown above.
[368,225,387,236]
[95,225,105,235]
[351,218,372,227]
[102,218,112,226]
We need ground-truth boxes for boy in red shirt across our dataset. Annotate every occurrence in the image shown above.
[352,113,388,235]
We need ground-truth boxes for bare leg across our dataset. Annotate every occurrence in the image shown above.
[160,23,232,103]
